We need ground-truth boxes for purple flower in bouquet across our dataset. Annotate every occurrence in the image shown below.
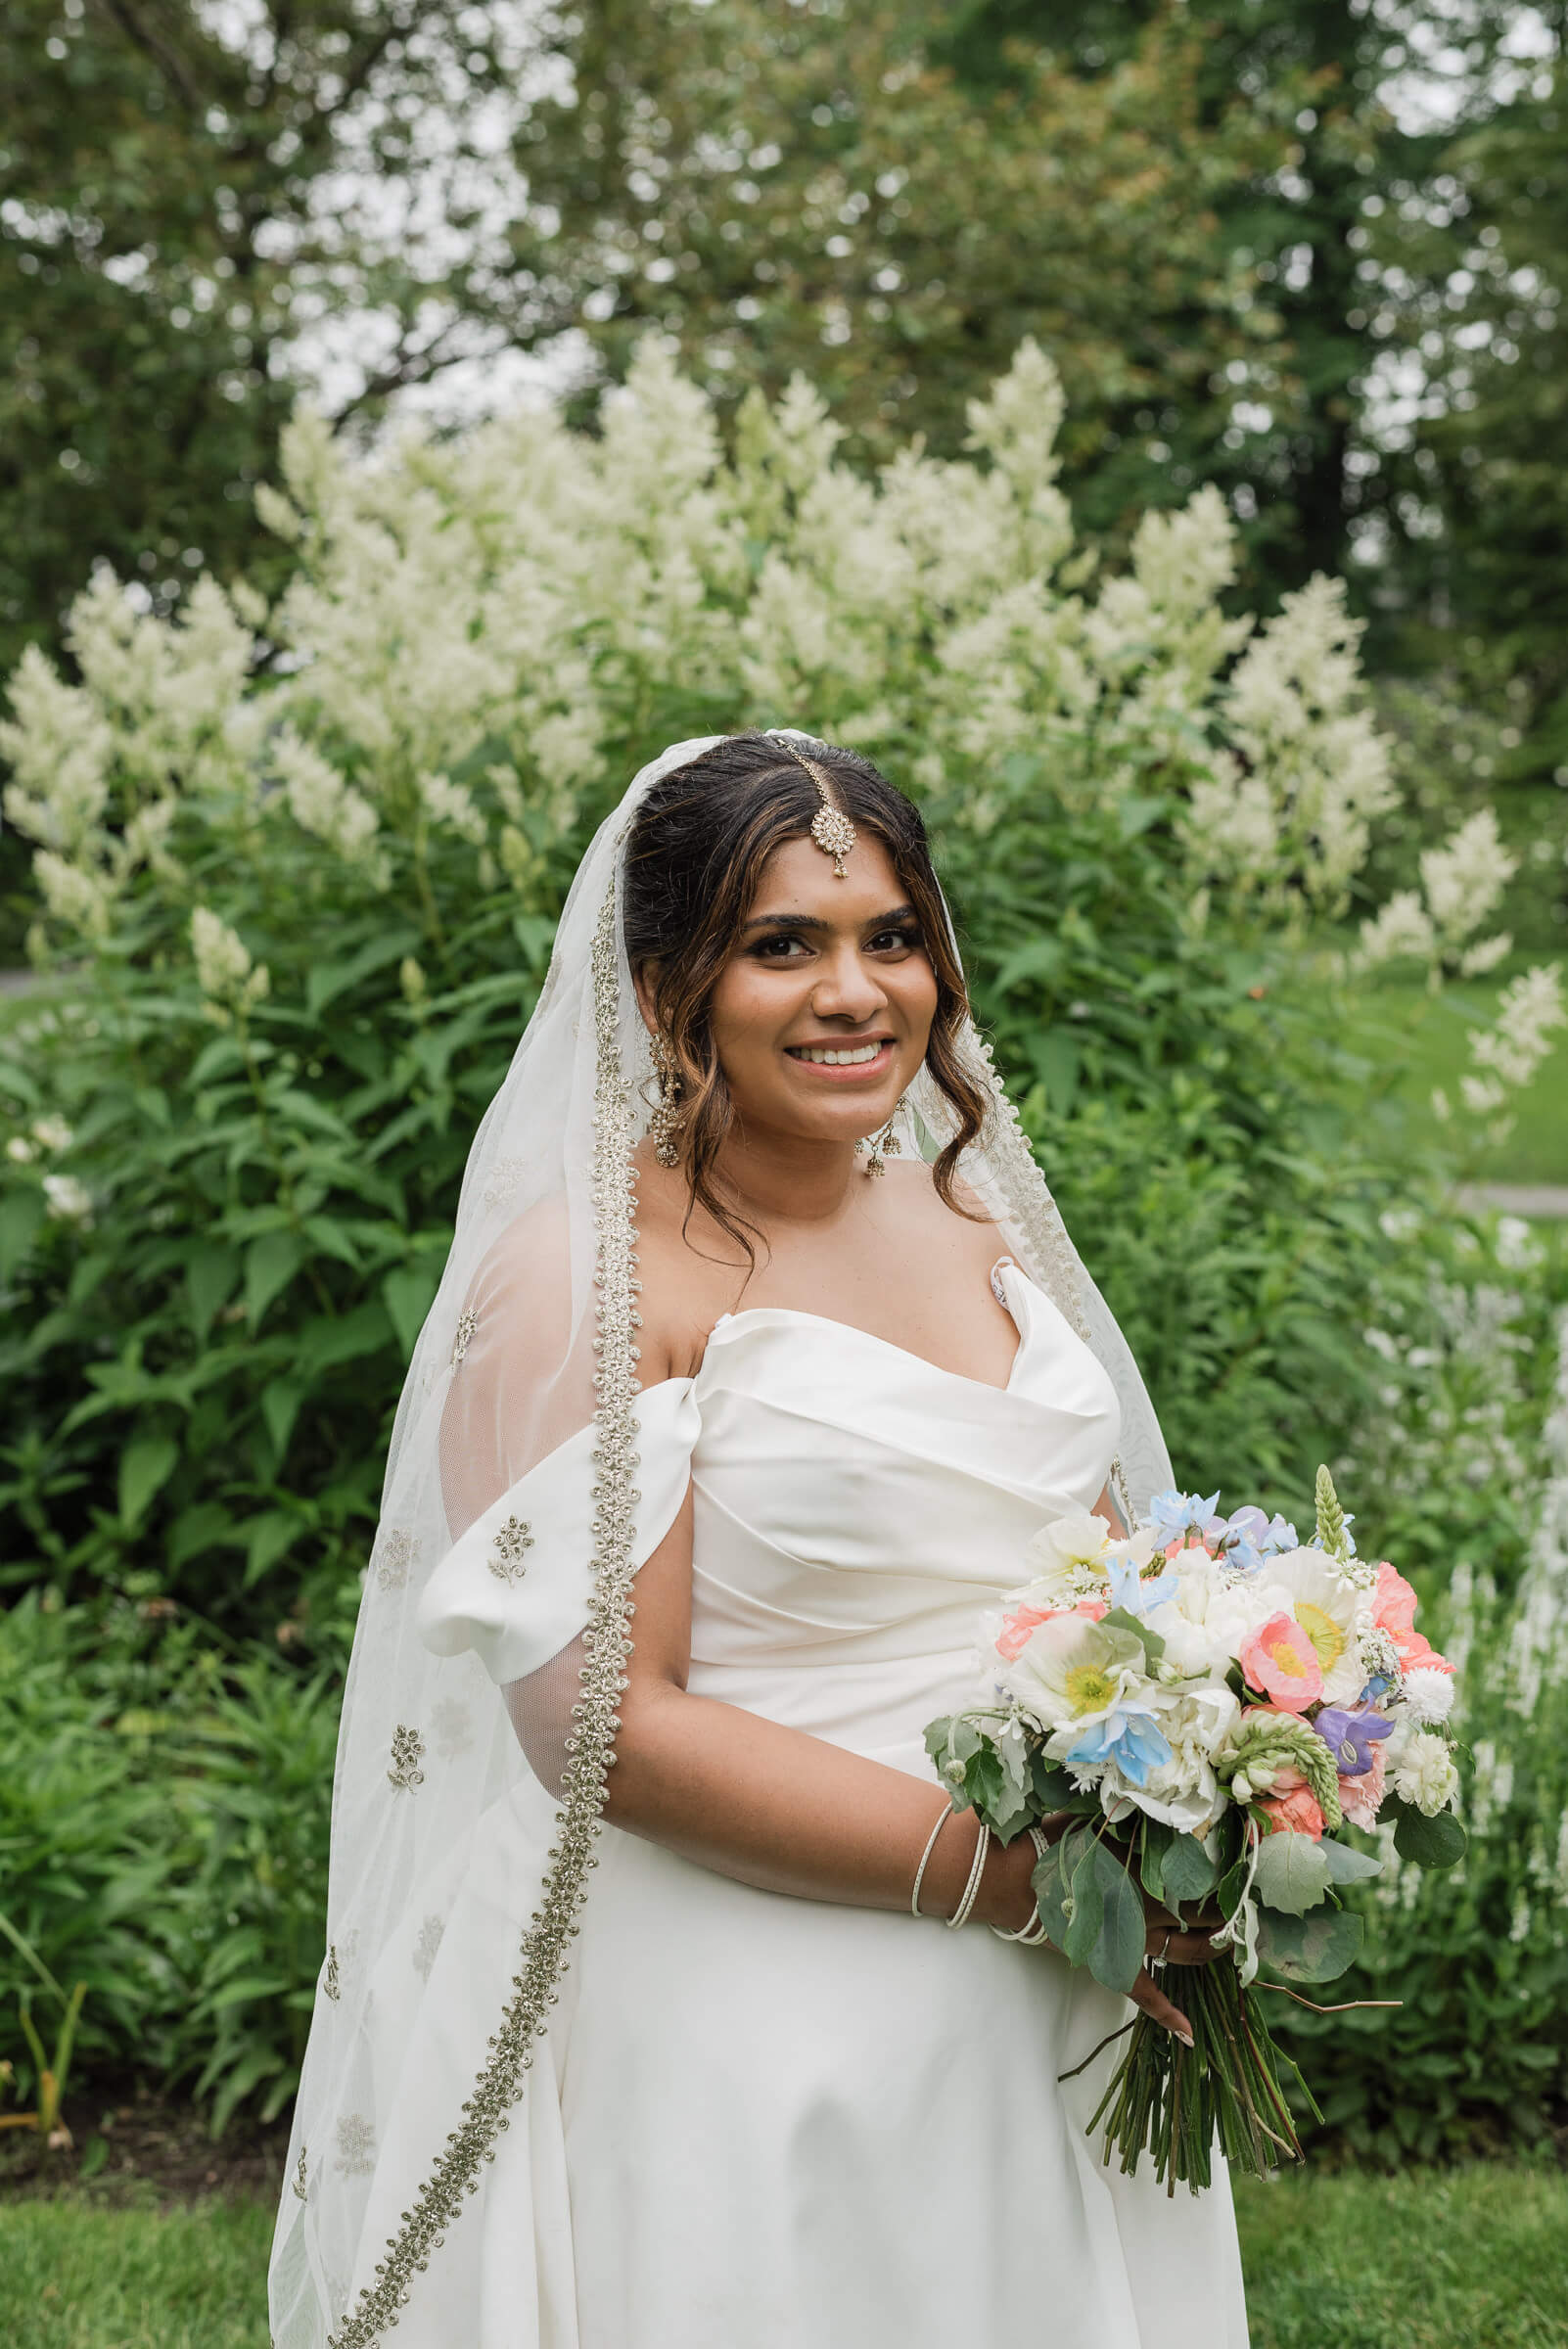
[1219,1506,1300,1572]
[1312,1705,1394,1777]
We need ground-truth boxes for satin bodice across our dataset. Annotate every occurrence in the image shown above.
[682,1262,1119,1769]
[421,1260,1121,1773]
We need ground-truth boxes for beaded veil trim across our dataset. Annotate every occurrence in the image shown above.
[963,1024,1137,1530]
[324,870,642,2348]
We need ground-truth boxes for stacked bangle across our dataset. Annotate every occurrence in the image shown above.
[990,1824,1051,1946]
[909,1805,953,1919]
[945,1819,991,1930]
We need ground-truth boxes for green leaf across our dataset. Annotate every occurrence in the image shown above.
[295,1299,393,1371]
[0,1190,44,1278]
[382,1264,440,1361]
[118,1436,179,1529]
[1161,1830,1220,1904]
[245,1231,305,1329]
[1100,1605,1166,1664]
[185,1242,240,1337]
[1257,1905,1363,1985]
[240,1511,301,1588]
[1392,1804,1467,1869]
[1084,1836,1147,1995]
[261,1379,307,1463]
[168,1501,233,1570]
[1321,1839,1383,1885]
[306,929,421,1017]
[1061,1839,1106,1967]
[1253,1829,1333,1916]
[1032,1841,1070,1949]
[1138,1817,1174,1905]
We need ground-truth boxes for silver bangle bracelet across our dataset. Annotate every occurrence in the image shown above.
[990,1823,1052,1945]
[910,1805,953,1919]
[945,1819,990,1930]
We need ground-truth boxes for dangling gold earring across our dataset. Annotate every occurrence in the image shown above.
[857,1104,904,1178]
[649,1030,684,1169]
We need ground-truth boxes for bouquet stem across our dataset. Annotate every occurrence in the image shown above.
[1084,1968,1323,2195]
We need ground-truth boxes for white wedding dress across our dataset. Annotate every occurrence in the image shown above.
[369,1258,1249,2347]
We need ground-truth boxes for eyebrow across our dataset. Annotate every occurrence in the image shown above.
[739,902,919,937]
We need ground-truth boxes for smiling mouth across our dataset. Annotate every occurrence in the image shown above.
[784,1038,893,1067]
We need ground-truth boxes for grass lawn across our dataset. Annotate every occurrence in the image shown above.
[1337,971,1568,1186]
[5,2163,1566,2347]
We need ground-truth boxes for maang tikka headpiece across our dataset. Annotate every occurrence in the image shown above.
[776,737,857,877]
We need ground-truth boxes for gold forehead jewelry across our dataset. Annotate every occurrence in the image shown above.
[775,737,856,877]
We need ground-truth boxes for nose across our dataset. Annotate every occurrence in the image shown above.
[809,941,890,1027]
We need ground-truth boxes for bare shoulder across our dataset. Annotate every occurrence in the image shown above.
[873,1156,1006,1277]
[628,1148,744,1380]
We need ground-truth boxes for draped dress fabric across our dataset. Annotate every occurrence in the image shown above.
[405,1260,1249,2348]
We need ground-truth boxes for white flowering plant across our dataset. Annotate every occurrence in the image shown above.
[0,337,1555,2128]
[925,1468,1464,2189]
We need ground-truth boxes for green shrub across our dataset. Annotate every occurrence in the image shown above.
[0,1597,332,2131]
[0,341,1562,2129]
[1269,1225,1568,2158]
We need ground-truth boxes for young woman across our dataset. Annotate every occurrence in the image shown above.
[271,732,1248,2349]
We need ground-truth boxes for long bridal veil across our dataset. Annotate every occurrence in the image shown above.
[268,730,1173,2349]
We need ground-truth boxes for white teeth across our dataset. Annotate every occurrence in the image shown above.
[789,1042,884,1066]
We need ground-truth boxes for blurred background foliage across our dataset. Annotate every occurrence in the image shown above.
[1,0,1565,2161]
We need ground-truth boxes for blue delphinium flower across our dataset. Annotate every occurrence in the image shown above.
[1312,1705,1394,1777]
[1107,1554,1179,1617]
[1219,1505,1299,1574]
[1148,1489,1222,1543]
[1060,1709,1174,1788]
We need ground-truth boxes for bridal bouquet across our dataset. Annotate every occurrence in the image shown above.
[924,1469,1464,2191]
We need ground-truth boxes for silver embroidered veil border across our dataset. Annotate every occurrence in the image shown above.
[267,731,1172,2349]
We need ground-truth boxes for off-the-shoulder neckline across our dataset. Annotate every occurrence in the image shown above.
[699,1255,1035,1401]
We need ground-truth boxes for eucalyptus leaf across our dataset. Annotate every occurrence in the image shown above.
[1392,1804,1467,1869]
[1321,1839,1383,1885]
[1253,1830,1333,1916]
[1138,1818,1174,1904]
[1084,1837,1147,1995]
[1062,1841,1107,1968]
[1161,1831,1221,1905]
[1257,1906,1363,1985]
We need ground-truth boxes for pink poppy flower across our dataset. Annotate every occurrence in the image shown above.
[1372,1562,1453,1676]
[1239,1613,1324,1714]
[1373,1562,1418,1636]
[995,1595,1105,1662]
[1338,1741,1386,1831]
[1258,1770,1326,1841]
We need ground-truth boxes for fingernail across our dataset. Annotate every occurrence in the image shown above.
[1176,2028,1194,2049]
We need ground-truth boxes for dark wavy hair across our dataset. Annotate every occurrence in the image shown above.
[623,732,988,1254]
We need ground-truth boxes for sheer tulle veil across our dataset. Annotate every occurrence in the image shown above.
[268,730,1172,2348]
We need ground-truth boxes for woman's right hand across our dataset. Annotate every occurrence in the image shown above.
[1132,1901,1223,2044]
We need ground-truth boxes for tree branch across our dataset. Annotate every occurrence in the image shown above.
[87,0,208,115]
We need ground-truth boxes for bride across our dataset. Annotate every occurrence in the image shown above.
[270,730,1248,2349]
